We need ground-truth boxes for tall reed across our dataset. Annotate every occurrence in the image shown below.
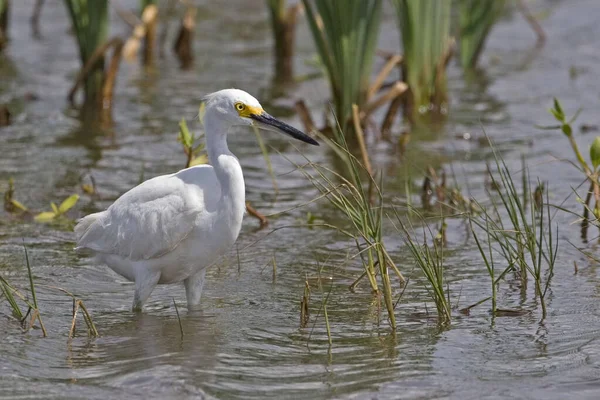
[391,0,451,121]
[302,0,381,134]
[458,0,505,68]
[63,0,109,111]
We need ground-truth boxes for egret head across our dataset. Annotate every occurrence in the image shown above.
[201,89,318,146]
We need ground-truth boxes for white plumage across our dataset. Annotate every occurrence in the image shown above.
[74,89,318,311]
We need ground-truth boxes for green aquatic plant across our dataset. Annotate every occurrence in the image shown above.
[3,178,28,214]
[63,0,108,110]
[34,194,80,222]
[302,0,382,134]
[458,0,506,68]
[0,247,47,336]
[391,0,452,122]
[292,125,404,330]
[538,98,600,239]
[178,118,207,168]
[470,141,557,320]
[396,211,451,325]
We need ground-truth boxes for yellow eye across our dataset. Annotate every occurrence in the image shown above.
[235,103,245,111]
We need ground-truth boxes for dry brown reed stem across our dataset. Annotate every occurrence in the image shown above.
[142,4,158,65]
[352,104,372,176]
[294,100,317,134]
[68,37,124,107]
[122,5,158,63]
[516,0,546,46]
[246,201,269,228]
[173,5,196,69]
[381,95,403,137]
[102,39,125,114]
[363,81,408,118]
[367,54,402,101]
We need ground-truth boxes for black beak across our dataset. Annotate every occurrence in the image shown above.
[250,113,319,146]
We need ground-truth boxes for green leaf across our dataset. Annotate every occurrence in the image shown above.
[35,212,57,222]
[58,194,80,213]
[51,202,59,214]
[178,119,193,148]
[552,98,565,121]
[189,154,208,166]
[590,136,600,170]
[561,124,572,137]
[10,199,28,212]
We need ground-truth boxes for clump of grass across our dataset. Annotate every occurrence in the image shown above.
[469,139,557,319]
[0,247,47,336]
[292,124,404,330]
[396,211,451,324]
[458,0,506,68]
[391,0,452,122]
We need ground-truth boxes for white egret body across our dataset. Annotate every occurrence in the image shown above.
[74,89,317,311]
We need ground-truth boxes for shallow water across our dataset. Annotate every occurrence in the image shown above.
[1,1,600,399]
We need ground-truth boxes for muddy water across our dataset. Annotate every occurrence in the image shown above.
[1,1,600,399]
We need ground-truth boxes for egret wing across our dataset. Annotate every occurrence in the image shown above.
[76,166,220,261]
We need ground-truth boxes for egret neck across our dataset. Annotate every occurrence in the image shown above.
[203,113,246,229]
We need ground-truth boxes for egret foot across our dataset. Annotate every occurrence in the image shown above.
[184,269,207,310]
[132,269,161,312]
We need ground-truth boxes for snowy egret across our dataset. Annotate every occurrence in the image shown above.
[74,89,318,311]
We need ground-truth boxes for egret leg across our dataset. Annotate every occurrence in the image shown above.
[132,268,161,312]
[184,269,207,309]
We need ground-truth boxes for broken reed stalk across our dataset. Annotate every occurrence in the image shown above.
[140,1,158,65]
[246,202,269,228]
[300,279,310,328]
[67,36,124,121]
[266,0,302,83]
[0,0,9,50]
[516,0,546,46]
[367,54,402,101]
[173,4,196,69]
[172,298,184,338]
